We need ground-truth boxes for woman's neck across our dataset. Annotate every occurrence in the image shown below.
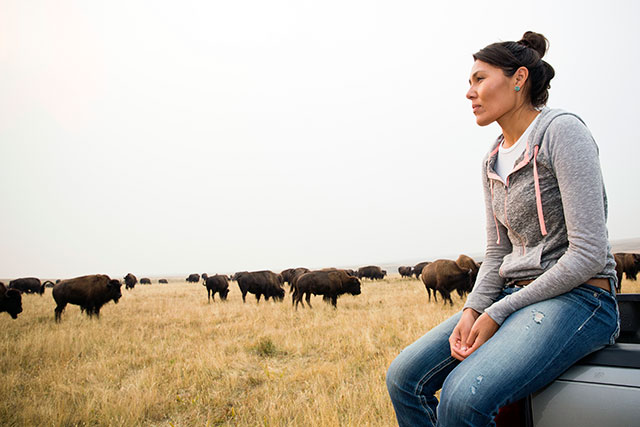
[498,106,540,148]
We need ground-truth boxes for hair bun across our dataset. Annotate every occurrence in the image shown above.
[519,31,549,58]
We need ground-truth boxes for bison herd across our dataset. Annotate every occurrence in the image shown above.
[2,251,638,321]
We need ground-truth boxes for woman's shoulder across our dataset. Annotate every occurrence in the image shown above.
[538,108,589,136]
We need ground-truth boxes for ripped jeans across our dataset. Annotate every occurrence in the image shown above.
[386,283,619,427]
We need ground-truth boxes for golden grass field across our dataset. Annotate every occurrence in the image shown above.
[2,275,639,426]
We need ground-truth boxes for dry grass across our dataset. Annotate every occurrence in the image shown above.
[2,276,638,426]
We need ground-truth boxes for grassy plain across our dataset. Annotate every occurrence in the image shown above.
[1,276,639,426]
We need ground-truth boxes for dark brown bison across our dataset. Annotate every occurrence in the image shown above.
[140,278,152,285]
[186,273,200,283]
[615,252,640,282]
[203,275,230,302]
[413,261,431,279]
[357,265,386,280]
[235,271,285,303]
[420,259,474,305]
[280,267,310,291]
[8,277,45,295]
[43,280,55,288]
[159,279,168,284]
[52,275,122,322]
[455,254,480,289]
[124,273,137,290]
[398,266,413,278]
[202,273,209,281]
[614,253,625,291]
[0,282,22,319]
[292,269,361,309]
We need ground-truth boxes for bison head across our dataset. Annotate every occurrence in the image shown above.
[271,287,285,302]
[345,277,362,295]
[220,288,230,300]
[108,279,123,303]
[1,288,23,319]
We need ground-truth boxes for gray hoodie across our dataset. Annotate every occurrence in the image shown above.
[463,107,617,325]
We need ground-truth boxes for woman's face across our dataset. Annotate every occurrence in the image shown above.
[466,60,518,127]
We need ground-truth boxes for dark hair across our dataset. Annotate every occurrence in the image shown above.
[473,31,555,108]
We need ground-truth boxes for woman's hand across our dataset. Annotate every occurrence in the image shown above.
[449,308,480,361]
[455,313,500,360]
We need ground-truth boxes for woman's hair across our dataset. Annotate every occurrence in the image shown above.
[473,31,555,108]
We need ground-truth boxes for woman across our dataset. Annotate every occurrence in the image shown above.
[386,31,619,427]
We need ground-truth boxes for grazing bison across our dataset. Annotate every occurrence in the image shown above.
[0,282,22,319]
[159,279,168,284]
[615,252,640,281]
[235,271,285,303]
[398,266,413,278]
[357,265,386,280]
[124,273,137,290]
[8,277,45,295]
[413,261,431,279]
[420,259,474,305]
[52,275,122,322]
[140,278,152,285]
[186,273,200,283]
[280,267,310,291]
[292,269,361,309]
[203,275,230,302]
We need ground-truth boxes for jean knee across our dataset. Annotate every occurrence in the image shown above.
[438,375,490,426]
[386,355,406,398]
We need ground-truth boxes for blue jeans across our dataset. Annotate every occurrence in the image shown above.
[386,283,619,427]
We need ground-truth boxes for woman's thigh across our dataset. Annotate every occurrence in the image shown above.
[438,285,618,421]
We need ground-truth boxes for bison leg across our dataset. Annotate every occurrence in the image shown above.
[256,293,261,303]
[54,303,66,322]
[330,295,337,307]
[241,290,247,303]
[305,292,312,308]
[439,290,453,306]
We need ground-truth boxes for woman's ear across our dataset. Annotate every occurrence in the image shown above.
[514,66,530,90]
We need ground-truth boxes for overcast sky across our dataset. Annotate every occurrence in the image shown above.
[1,0,639,279]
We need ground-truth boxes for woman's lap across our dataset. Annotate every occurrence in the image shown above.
[387,285,619,427]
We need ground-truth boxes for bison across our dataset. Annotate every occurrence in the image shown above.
[203,275,230,302]
[398,266,413,278]
[159,279,168,284]
[280,267,310,292]
[357,265,386,280]
[52,274,122,322]
[235,271,284,303]
[0,282,22,319]
[413,261,431,279]
[292,269,361,309]
[186,273,200,283]
[420,259,474,305]
[124,273,137,290]
[615,252,640,282]
[140,278,152,285]
[8,277,45,295]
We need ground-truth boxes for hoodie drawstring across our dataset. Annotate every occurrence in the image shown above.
[533,145,548,236]
[490,179,501,244]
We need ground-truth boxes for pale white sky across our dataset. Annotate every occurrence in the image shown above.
[1,1,639,278]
